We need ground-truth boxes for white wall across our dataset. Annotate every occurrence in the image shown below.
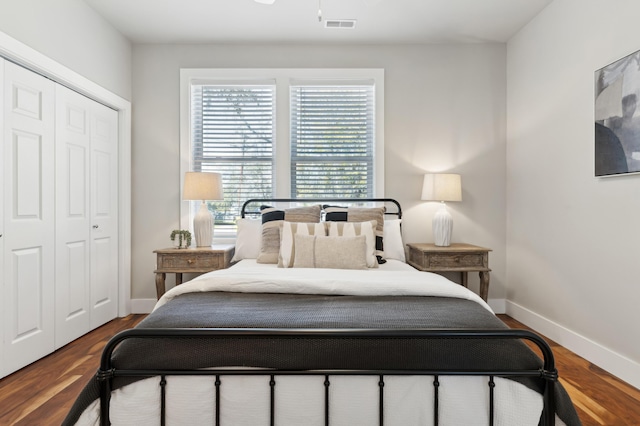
[507,0,640,388]
[131,44,507,305]
[0,0,132,100]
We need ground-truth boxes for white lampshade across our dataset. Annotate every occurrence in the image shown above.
[183,172,223,201]
[421,173,462,202]
[421,173,462,247]
[183,172,224,247]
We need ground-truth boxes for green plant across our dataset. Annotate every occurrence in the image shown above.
[170,229,192,248]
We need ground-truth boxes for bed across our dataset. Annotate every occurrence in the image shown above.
[63,199,581,426]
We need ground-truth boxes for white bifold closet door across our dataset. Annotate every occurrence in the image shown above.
[55,85,118,348]
[2,60,56,373]
[0,57,3,378]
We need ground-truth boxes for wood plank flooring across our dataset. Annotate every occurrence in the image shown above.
[499,315,640,426]
[0,315,145,426]
[0,314,638,425]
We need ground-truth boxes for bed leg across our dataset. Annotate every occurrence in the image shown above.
[215,375,221,426]
[324,375,331,426]
[488,376,495,426]
[97,368,114,426]
[160,375,167,426]
[433,375,440,426]
[270,375,276,426]
[378,375,385,426]
[543,378,556,426]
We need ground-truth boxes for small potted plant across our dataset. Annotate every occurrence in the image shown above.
[170,229,192,249]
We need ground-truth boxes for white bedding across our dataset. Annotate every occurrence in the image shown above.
[155,259,492,312]
[73,260,567,426]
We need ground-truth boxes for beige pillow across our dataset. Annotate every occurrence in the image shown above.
[325,220,378,268]
[293,234,368,270]
[257,205,321,264]
[278,221,326,268]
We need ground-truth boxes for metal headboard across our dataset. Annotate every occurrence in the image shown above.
[241,198,402,219]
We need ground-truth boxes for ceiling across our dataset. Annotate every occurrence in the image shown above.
[83,0,553,45]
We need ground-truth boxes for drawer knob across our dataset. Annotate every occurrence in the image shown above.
[187,259,194,264]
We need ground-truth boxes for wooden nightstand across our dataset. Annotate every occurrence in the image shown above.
[406,243,491,302]
[153,244,234,299]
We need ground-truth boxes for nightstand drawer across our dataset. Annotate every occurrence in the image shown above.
[428,253,485,268]
[157,253,221,270]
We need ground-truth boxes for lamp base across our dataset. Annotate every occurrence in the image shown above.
[193,201,213,247]
[433,202,453,247]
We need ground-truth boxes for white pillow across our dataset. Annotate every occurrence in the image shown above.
[383,219,405,262]
[325,220,378,268]
[278,221,326,268]
[231,218,262,262]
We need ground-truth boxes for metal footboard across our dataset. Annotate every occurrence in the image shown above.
[97,328,557,426]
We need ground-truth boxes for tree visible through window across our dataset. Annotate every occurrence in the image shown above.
[191,84,274,232]
[290,85,375,198]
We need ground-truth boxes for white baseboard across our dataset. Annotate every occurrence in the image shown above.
[488,298,506,314]
[131,298,157,314]
[506,300,640,390]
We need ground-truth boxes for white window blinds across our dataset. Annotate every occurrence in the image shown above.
[290,84,375,198]
[191,84,274,226]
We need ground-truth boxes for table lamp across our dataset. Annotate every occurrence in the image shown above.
[183,172,223,247]
[421,173,462,247]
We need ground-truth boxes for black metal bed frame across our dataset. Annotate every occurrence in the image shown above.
[95,198,559,425]
[240,198,403,219]
[97,328,558,426]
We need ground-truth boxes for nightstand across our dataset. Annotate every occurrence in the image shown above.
[153,244,234,299]
[406,243,491,302]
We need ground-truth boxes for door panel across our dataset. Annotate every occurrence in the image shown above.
[2,61,55,373]
[54,85,92,347]
[90,103,118,328]
[0,57,4,379]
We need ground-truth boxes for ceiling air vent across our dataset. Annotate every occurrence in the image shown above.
[324,19,357,29]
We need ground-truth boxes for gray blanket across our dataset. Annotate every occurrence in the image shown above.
[64,292,581,425]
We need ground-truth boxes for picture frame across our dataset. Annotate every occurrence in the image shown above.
[594,49,640,176]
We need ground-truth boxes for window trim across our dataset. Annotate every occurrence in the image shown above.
[179,68,385,240]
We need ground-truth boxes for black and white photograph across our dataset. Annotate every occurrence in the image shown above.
[595,49,640,176]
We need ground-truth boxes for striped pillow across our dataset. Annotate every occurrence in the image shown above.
[292,234,368,270]
[323,206,386,264]
[278,221,326,268]
[257,205,322,264]
[325,220,378,268]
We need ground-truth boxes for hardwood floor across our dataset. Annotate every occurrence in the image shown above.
[0,314,638,425]
[499,315,640,426]
[0,315,145,426]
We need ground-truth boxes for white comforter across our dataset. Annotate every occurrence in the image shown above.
[155,260,492,312]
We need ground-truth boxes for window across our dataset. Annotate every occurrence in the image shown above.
[290,83,375,198]
[181,69,384,238]
[190,84,275,231]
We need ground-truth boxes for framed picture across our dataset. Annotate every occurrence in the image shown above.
[595,49,640,176]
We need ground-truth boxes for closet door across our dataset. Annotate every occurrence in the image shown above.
[55,85,92,347]
[55,86,118,344]
[0,58,5,379]
[2,61,55,372]
[89,99,118,328]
